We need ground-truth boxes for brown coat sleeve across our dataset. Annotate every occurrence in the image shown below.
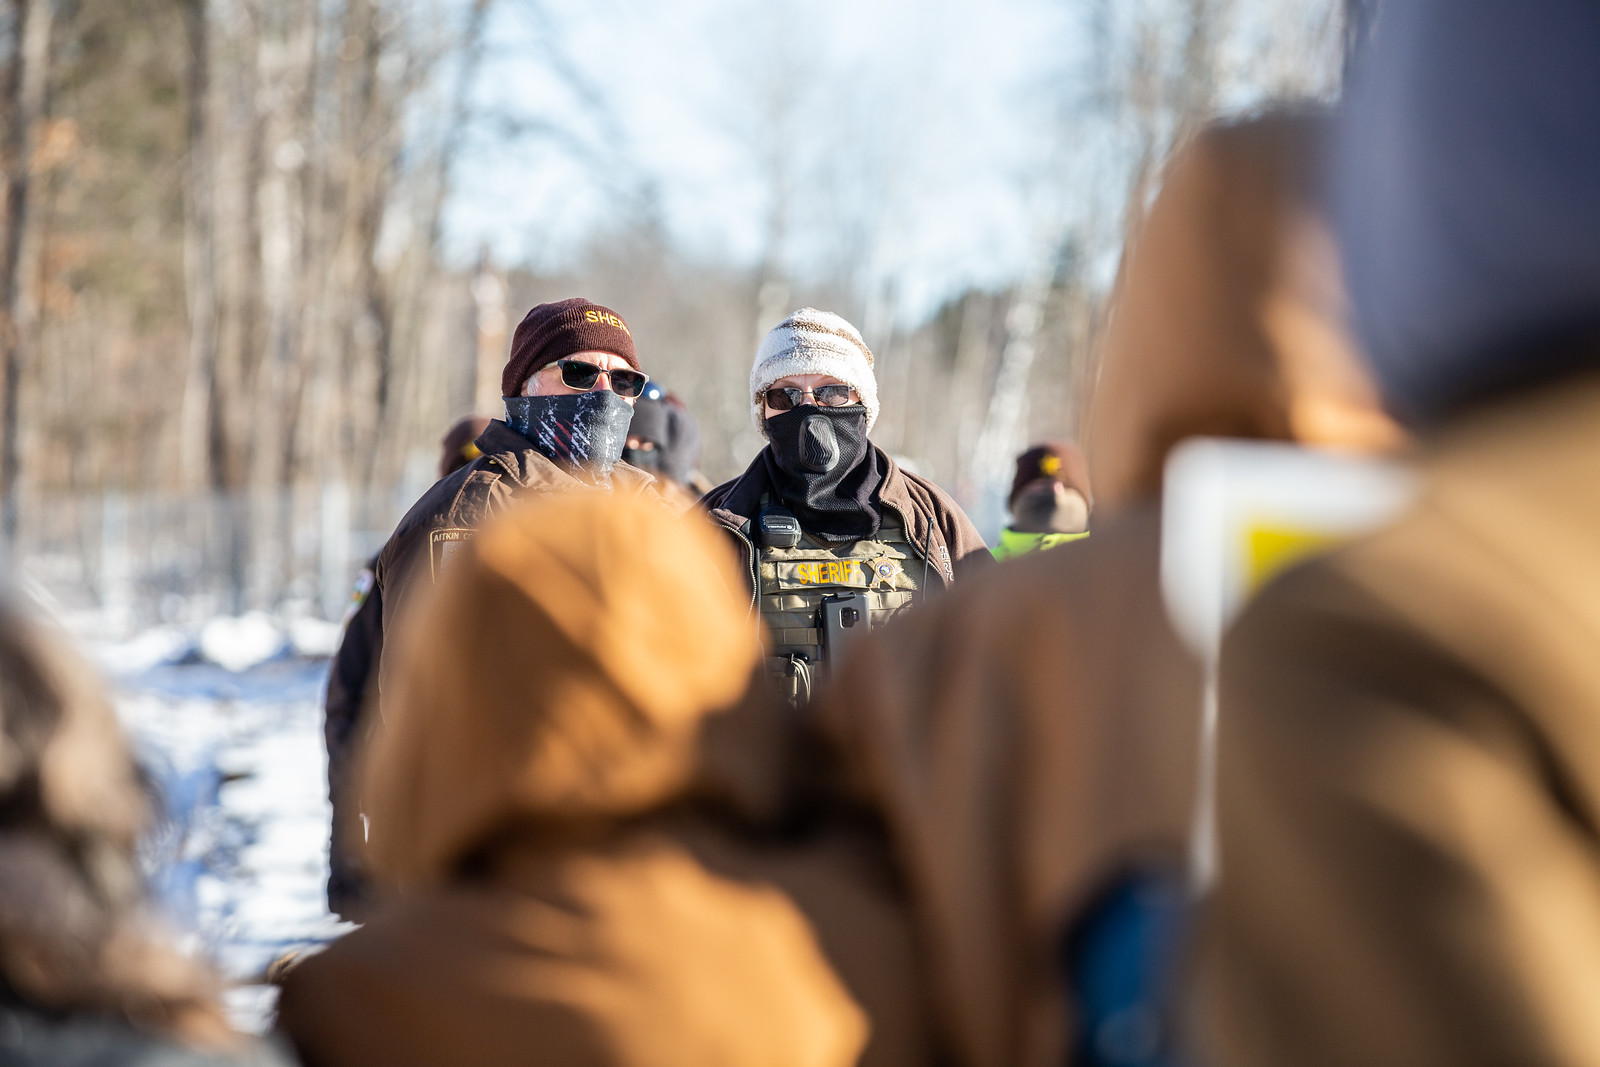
[814,506,1200,1067]
[894,468,993,584]
[324,573,381,917]
[1195,553,1600,1067]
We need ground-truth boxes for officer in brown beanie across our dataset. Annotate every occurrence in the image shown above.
[991,441,1093,560]
[364,298,659,743]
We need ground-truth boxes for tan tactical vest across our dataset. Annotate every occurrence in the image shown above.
[759,513,927,703]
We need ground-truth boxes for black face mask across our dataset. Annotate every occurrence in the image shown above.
[622,445,663,472]
[762,405,883,541]
[504,390,634,478]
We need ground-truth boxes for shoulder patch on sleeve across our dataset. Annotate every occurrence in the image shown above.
[340,567,377,625]
[429,527,475,582]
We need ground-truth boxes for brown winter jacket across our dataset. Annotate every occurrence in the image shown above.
[807,110,1402,1067]
[277,491,930,1067]
[1193,375,1600,1066]
[371,419,658,693]
[701,446,991,604]
[816,504,1200,1067]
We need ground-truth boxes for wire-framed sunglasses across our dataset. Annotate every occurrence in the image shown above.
[555,359,649,398]
[763,383,857,411]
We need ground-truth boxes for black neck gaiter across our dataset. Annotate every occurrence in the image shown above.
[761,405,883,541]
[621,446,663,472]
[504,391,634,480]
[1011,481,1089,534]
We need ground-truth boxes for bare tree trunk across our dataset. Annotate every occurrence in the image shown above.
[1178,0,1221,124]
[254,0,318,497]
[220,0,266,487]
[376,0,493,489]
[1343,0,1382,80]
[960,251,1049,534]
[178,0,223,492]
[471,245,507,414]
[948,294,994,507]
[0,0,47,548]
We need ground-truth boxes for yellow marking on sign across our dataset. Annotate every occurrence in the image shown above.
[1245,524,1344,592]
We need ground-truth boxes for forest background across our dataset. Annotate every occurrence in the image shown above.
[0,0,1363,623]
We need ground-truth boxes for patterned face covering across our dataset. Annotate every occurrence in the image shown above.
[504,390,635,478]
[762,405,883,542]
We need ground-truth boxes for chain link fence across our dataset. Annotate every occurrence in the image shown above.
[8,480,429,633]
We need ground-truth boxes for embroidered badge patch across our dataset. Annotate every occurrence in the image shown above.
[340,567,377,626]
[790,560,860,585]
[429,528,475,581]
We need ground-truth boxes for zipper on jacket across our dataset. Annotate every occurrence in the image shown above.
[727,522,759,613]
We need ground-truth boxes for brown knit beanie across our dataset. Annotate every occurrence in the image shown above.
[501,298,640,397]
[1009,441,1093,510]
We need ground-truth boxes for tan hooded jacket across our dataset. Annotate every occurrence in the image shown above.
[277,491,929,1067]
[1193,375,1600,1066]
[810,110,1399,1067]
[372,419,659,694]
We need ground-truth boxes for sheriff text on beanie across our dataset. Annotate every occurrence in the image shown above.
[501,298,640,398]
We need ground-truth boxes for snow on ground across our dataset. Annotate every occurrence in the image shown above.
[100,637,352,1033]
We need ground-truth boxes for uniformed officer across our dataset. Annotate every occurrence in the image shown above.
[991,441,1093,560]
[624,383,712,507]
[370,297,657,714]
[701,307,990,704]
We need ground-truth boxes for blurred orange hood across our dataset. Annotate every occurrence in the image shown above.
[358,490,761,888]
[1089,112,1402,513]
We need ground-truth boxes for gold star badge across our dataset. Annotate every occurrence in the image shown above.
[866,554,902,589]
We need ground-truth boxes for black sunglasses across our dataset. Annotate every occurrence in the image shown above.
[764,384,857,411]
[555,359,649,399]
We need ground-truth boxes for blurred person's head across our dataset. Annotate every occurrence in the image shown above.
[358,491,761,889]
[0,591,232,1046]
[499,299,647,475]
[1337,0,1600,424]
[1088,111,1404,514]
[437,415,491,480]
[1008,442,1092,534]
[283,492,875,1067]
[624,384,703,487]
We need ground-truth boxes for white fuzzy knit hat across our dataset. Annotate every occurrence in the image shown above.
[749,308,878,439]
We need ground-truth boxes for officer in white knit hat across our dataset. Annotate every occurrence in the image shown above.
[701,308,990,704]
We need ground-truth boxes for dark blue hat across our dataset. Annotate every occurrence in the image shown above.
[1337,0,1600,424]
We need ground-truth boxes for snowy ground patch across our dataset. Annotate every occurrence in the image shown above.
[109,652,351,1033]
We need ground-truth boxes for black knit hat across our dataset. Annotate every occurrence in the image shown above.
[1009,441,1093,510]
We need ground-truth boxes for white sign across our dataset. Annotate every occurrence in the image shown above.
[1161,438,1415,664]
